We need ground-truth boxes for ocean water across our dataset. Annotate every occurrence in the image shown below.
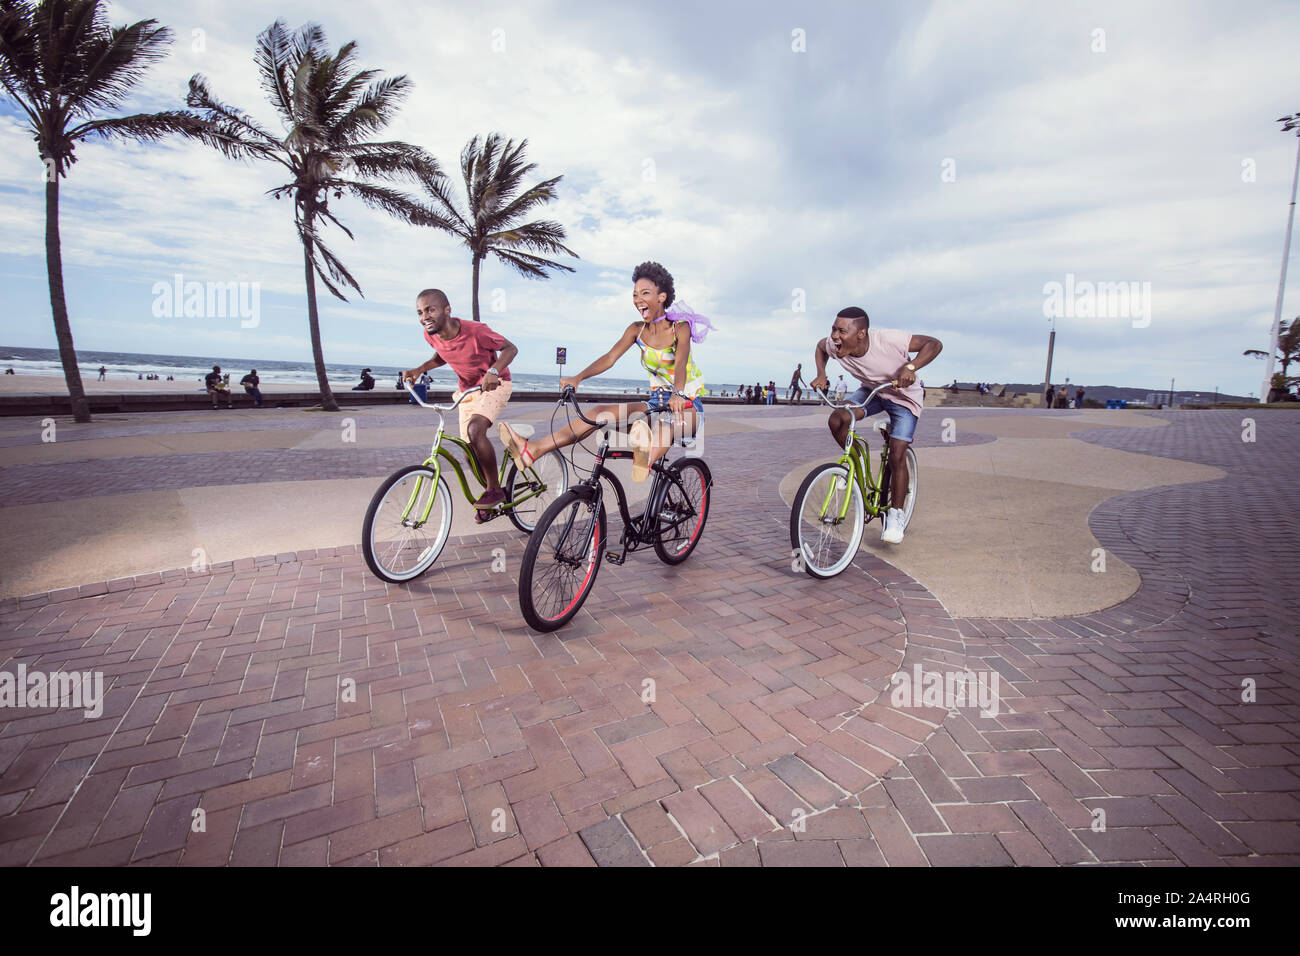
[0,346,758,397]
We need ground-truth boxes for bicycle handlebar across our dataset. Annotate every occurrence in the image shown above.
[404,381,483,411]
[813,381,897,410]
[559,384,706,428]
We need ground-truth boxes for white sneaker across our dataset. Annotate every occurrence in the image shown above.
[881,507,905,544]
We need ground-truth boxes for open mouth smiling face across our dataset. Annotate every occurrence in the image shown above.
[633,278,664,322]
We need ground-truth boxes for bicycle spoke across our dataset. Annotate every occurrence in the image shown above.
[792,464,862,577]
[364,468,452,582]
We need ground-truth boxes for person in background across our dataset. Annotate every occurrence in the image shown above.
[789,364,804,404]
[1075,386,1085,407]
[353,368,376,391]
[98,365,106,380]
[241,369,263,408]
[1045,384,1055,409]
[205,365,232,408]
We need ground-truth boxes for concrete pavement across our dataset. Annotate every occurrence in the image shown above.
[0,402,1296,866]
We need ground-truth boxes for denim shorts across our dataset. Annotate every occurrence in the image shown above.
[646,388,703,413]
[848,387,917,443]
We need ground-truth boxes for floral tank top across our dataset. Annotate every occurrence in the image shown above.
[636,320,705,397]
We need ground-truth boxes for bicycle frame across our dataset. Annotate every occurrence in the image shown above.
[817,384,897,519]
[397,383,553,524]
[559,389,708,561]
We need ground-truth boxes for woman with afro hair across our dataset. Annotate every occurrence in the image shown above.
[499,261,714,482]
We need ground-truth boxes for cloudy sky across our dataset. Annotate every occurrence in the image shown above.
[1,0,1298,395]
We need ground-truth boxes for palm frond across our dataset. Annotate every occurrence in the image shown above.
[253,19,295,123]
[487,136,537,201]
[330,74,410,145]
[327,179,428,224]
[0,1,44,113]
[69,109,257,159]
[486,219,578,259]
[420,173,470,234]
[63,18,173,117]
[478,176,562,229]
[338,141,439,182]
[185,74,285,160]
[490,246,578,279]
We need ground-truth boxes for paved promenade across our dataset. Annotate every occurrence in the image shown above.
[0,402,1297,866]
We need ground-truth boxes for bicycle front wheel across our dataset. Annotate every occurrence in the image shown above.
[518,491,607,632]
[362,465,453,583]
[653,459,712,565]
[790,462,865,579]
[505,450,569,534]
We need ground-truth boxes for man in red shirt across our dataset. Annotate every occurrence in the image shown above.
[403,289,518,513]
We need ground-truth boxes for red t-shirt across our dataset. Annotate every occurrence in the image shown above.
[423,319,512,391]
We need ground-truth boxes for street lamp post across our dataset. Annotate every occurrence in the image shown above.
[1043,318,1056,407]
[1263,113,1300,404]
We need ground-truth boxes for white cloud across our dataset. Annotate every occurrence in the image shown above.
[1,0,1297,395]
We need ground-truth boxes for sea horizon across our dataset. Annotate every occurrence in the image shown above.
[0,345,769,396]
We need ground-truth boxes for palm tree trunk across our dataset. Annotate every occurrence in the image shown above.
[301,223,340,413]
[45,177,90,423]
[471,253,481,322]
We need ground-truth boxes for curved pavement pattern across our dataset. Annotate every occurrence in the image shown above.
[0,404,1297,866]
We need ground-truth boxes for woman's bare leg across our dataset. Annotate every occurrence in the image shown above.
[646,407,699,469]
[503,402,647,461]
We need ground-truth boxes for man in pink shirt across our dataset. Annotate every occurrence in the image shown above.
[810,306,943,544]
[403,289,518,514]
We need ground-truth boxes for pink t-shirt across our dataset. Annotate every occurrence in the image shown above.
[423,319,512,391]
[824,328,924,418]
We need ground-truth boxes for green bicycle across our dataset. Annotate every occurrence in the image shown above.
[789,383,919,579]
[361,384,568,583]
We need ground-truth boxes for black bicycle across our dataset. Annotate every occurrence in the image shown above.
[517,386,713,632]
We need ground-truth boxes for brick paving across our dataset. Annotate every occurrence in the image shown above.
[0,406,1297,866]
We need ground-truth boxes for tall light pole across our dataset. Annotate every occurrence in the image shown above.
[1264,112,1300,404]
[1043,316,1056,407]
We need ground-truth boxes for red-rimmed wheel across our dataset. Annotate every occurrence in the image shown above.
[653,459,711,565]
[518,491,607,632]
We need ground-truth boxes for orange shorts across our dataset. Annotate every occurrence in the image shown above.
[455,381,512,440]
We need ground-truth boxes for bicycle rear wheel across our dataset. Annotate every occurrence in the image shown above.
[880,445,919,530]
[362,465,452,582]
[790,462,865,579]
[653,459,711,565]
[505,450,569,533]
[518,491,607,631]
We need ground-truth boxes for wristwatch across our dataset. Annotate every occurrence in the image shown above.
[484,368,500,377]
[905,363,916,372]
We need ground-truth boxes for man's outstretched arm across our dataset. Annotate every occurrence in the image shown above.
[896,334,942,387]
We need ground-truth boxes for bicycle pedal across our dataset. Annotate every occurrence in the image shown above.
[605,551,625,566]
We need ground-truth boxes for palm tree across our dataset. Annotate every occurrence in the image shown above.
[1244,317,1300,398]
[186,21,441,412]
[421,133,578,322]
[0,0,240,422]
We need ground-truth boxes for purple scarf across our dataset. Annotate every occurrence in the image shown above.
[648,300,716,344]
